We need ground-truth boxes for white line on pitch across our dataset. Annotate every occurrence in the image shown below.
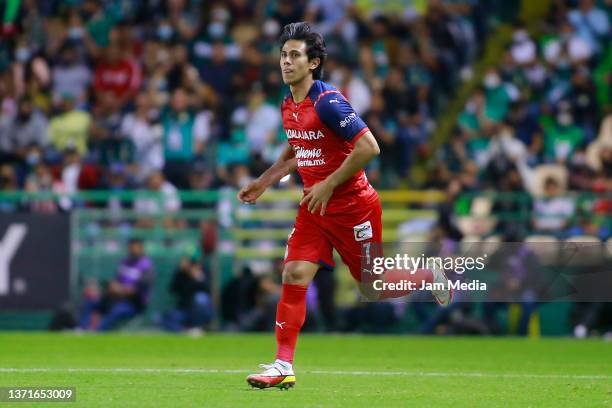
[0,368,610,380]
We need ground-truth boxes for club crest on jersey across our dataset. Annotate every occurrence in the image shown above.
[353,221,373,242]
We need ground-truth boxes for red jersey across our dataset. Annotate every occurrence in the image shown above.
[282,80,378,214]
[94,58,142,99]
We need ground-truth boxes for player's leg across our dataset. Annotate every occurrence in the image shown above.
[276,260,318,360]
[246,261,318,390]
[247,207,332,390]
[325,200,452,305]
[345,246,452,304]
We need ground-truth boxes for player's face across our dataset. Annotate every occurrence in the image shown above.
[280,40,318,85]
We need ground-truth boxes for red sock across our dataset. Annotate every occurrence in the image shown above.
[275,283,308,363]
[379,268,433,299]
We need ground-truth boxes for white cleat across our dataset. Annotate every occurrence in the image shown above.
[246,360,296,390]
[431,268,453,306]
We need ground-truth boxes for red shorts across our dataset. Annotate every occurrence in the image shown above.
[284,197,382,282]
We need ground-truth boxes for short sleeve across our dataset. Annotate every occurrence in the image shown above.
[314,92,369,142]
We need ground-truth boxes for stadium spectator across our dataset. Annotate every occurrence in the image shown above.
[24,162,62,213]
[161,256,213,334]
[79,238,154,331]
[60,148,84,195]
[0,164,20,212]
[120,92,164,180]
[11,96,47,149]
[221,266,280,332]
[566,0,610,55]
[544,19,593,67]
[305,0,356,44]
[48,94,91,156]
[543,102,585,164]
[93,42,141,107]
[506,102,544,164]
[532,177,575,235]
[187,160,215,193]
[101,162,137,212]
[328,60,372,115]
[133,170,181,224]
[231,83,281,155]
[161,87,211,189]
[51,44,92,107]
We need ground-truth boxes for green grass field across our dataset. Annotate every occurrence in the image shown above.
[0,333,610,407]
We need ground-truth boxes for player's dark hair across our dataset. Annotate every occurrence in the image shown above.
[279,22,327,80]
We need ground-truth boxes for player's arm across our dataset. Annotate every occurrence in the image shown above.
[326,130,379,188]
[237,143,296,204]
[301,92,379,215]
[301,131,379,215]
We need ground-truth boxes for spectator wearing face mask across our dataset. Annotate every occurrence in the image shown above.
[160,87,211,189]
[543,103,585,164]
[120,93,164,181]
[0,97,48,163]
[51,44,92,107]
[510,23,537,66]
[482,68,511,123]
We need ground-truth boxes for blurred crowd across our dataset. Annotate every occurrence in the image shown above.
[431,0,611,239]
[0,0,503,204]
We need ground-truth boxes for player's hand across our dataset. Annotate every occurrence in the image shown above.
[237,179,266,205]
[300,179,335,215]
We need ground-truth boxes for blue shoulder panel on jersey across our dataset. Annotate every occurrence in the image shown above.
[282,93,292,105]
[311,81,368,142]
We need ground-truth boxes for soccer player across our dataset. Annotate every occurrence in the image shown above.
[238,22,452,390]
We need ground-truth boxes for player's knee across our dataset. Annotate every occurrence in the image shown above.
[282,263,313,285]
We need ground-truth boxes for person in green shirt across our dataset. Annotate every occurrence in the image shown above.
[544,109,584,163]
[161,88,211,189]
[483,69,510,122]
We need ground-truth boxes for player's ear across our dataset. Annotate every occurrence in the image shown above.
[310,57,320,71]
